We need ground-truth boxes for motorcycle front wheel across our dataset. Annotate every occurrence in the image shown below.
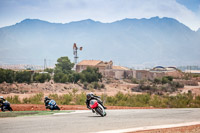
[9,107,13,112]
[55,106,60,110]
[95,104,106,117]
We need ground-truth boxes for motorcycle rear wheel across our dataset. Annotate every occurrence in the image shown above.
[2,106,6,112]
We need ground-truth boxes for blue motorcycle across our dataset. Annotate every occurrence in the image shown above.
[46,100,60,111]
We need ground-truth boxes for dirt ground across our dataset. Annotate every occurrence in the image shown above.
[0,80,140,100]
[0,80,200,99]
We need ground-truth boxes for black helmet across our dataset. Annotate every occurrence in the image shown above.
[86,93,93,100]
[86,94,91,100]
[44,96,48,100]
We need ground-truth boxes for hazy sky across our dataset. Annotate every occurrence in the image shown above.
[0,0,200,31]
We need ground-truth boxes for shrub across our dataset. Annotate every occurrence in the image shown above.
[22,93,44,104]
[80,67,102,83]
[92,82,100,89]
[83,82,88,89]
[5,69,15,83]
[149,95,168,108]
[0,69,15,83]
[161,77,170,84]
[61,94,72,105]
[6,95,21,104]
[15,71,32,83]
[75,92,86,105]
[131,78,139,84]
[44,68,54,74]
[5,92,200,108]
[154,78,162,84]
[100,83,105,88]
[33,73,51,83]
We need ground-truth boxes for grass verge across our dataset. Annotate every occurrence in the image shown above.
[0,110,73,118]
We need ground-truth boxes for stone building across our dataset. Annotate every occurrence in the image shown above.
[102,66,135,79]
[76,60,113,72]
[76,61,182,80]
[135,70,164,80]
[150,66,183,78]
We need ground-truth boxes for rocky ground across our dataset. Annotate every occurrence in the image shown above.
[0,80,139,99]
[0,79,200,99]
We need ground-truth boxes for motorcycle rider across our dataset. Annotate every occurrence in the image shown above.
[0,96,6,111]
[44,96,51,108]
[85,92,107,113]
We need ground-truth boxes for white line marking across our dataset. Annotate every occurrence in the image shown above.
[96,121,200,133]
[53,110,90,115]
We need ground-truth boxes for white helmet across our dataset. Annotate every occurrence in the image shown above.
[0,96,3,99]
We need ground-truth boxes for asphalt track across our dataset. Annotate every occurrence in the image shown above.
[0,109,200,133]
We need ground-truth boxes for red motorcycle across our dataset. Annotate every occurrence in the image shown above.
[90,99,106,117]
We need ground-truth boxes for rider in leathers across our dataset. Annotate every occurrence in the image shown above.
[85,93,107,113]
[0,96,6,111]
[44,96,51,108]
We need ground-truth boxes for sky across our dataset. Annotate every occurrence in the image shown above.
[0,0,200,31]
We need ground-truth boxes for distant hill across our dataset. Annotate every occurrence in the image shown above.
[0,17,200,67]
[197,28,200,35]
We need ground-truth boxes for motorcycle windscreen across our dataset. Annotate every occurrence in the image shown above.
[90,100,98,109]
[49,100,56,106]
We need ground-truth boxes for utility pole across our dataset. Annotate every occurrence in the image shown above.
[44,58,47,70]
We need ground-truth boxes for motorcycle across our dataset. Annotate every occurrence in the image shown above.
[90,99,106,117]
[46,99,60,111]
[0,100,13,112]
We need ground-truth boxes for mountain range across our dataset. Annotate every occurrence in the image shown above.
[0,17,200,68]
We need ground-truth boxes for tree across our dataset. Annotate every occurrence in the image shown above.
[68,73,81,83]
[80,67,102,83]
[5,69,15,83]
[55,56,74,74]
[33,73,51,83]
[0,68,6,83]
[44,68,54,74]
[0,69,16,83]
[53,56,74,83]
[15,71,31,83]
[54,72,65,83]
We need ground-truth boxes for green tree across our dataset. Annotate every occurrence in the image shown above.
[15,71,32,83]
[54,56,74,83]
[44,68,54,74]
[80,67,102,83]
[68,73,81,83]
[0,69,15,83]
[5,69,15,83]
[0,68,6,83]
[55,56,74,74]
[54,72,65,83]
[33,73,51,83]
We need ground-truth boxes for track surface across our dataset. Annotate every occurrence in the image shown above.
[0,109,200,133]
